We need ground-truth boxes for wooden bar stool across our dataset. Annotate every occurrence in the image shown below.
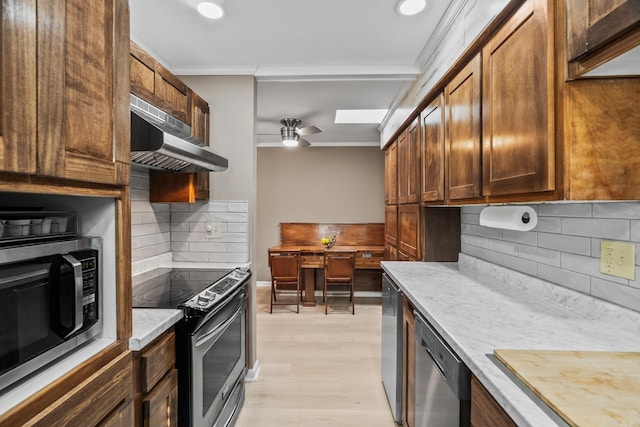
[268,249,301,313]
[323,250,356,315]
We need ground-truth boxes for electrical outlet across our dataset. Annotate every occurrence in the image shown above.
[600,240,635,280]
[205,222,222,239]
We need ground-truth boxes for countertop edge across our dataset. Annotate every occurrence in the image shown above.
[129,308,183,351]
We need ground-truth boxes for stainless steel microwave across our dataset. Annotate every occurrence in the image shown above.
[0,237,102,392]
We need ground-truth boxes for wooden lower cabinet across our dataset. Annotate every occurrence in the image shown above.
[402,297,416,427]
[24,351,134,427]
[133,329,178,427]
[471,375,516,427]
[98,400,135,427]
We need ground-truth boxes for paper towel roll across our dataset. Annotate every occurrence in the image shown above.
[479,206,537,231]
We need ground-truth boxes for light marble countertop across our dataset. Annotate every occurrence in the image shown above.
[130,309,183,351]
[382,254,640,427]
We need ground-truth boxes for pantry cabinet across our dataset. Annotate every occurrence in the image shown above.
[398,118,421,204]
[482,0,554,197]
[385,204,398,248]
[420,94,445,203]
[385,140,398,205]
[0,0,130,185]
[566,0,640,77]
[445,54,482,201]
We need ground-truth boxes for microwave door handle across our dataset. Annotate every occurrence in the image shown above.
[61,254,84,336]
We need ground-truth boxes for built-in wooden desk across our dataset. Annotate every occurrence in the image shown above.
[270,223,385,307]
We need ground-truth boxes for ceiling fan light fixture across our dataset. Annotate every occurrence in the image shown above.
[282,138,299,147]
[197,2,224,19]
[396,0,426,16]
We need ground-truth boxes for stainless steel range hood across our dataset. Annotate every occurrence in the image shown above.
[130,95,228,172]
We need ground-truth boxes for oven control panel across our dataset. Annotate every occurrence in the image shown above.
[180,267,251,311]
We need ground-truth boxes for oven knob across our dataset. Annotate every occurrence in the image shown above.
[197,295,210,306]
[205,290,216,299]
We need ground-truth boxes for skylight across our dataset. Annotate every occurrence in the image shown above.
[335,109,388,124]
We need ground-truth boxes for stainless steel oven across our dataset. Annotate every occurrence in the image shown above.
[0,237,102,392]
[181,287,246,427]
[132,267,250,427]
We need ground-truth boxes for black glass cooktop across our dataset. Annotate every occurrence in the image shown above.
[132,268,232,309]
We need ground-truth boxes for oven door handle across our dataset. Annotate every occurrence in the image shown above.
[195,305,242,348]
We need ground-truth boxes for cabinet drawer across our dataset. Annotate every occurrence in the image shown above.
[300,255,323,268]
[355,252,383,269]
[141,331,176,393]
[26,351,133,427]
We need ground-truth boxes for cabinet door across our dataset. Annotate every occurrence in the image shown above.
[130,42,191,125]
[384,243,398,261]
[398,118,420,204]
[385,204,398,247]
[37,0,130,185]
[143,369,178,427]
[420,94,445,203]
[402,298,416,427]
[98,401,135,427]
[471,375,516,427]
[445,54,482,201]
[482,0,554,197]
[385,140,398,204]
[566,0,640,62]
[191,92,211,201]
[398,204,421,260]
[0,0,37,174]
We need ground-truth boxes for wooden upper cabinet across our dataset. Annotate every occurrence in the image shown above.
[191,92,210,201]
[385,140,398,205]
[385,204,398,247]
[445,54,482,201]
[130,41,191,124]
[398,118,421,204]
[0,0,37,175]
[420,94,445,203]
[482,0,554,197]
[566,0,640,62]
[1,0,130,185]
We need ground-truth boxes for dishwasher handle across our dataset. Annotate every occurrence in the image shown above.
[415,313,471,400]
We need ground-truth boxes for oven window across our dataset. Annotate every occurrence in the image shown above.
[202,312,242,416]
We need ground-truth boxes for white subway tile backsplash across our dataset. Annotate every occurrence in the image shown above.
[461,201,640,312]
[173,252,210,263]
[227,223,247,233]
[228,202,248,212]
[561,218,629,240]
[537,232,591,256]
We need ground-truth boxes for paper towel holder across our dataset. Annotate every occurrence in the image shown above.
[479,205,538,231]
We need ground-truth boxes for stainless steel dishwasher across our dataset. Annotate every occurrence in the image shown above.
[381,273,403,423]
[414,312,470,427]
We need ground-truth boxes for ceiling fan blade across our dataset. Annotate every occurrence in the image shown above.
[298,138,311,147]
[295,125,323,136]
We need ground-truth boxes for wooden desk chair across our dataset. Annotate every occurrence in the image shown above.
[323,250,356,315]
[268,249,301,313]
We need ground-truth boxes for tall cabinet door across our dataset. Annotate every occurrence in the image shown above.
[385,140,398,205]
[445,54,482,201]
[0,0,37,174]
[398,118,421,204]
[191,92,210,201]
[420,94,445,203]
[482,0,554,196]
[37,0,130,185]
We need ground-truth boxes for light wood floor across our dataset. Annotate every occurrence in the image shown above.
[235,287,397,427]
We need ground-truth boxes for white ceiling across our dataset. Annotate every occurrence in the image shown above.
[129,0,454,147]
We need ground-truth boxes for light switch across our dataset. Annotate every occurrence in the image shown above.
[205,222,222,239]
[599,240,635,280]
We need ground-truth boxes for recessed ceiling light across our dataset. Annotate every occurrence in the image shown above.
[197,2,224,19]
[396,0,426,16]
[335,109,388,124]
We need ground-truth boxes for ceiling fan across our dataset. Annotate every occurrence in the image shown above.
[278,118,323,147]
